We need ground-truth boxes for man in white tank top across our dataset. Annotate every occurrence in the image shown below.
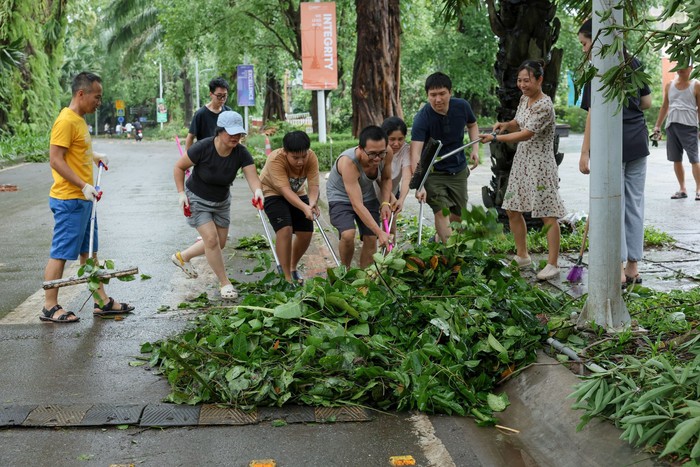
[654,65,700,200]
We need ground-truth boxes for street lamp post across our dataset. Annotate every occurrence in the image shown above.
[195,59,214,109]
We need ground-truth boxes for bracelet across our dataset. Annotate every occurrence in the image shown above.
[381,201,391,207]
[491,131,498,142]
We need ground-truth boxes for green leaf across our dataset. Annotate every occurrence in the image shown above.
[487,334,507,354]
[660,416,700,458]
[273,301,302,319]
[487,393,510,412]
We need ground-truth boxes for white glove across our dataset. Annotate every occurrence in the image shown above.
[178,191,189,209]
[254,188,264,205]
[82,183,98,201]
[93,153,109,168]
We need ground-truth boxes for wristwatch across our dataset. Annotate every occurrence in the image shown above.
[491,131,498,142]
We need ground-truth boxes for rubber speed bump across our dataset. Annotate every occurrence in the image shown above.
[23,404,92,427]
[0,405,36,426]
[199,405,257,425]
[249,460,276,467]
[80,404,144,426]
[390,455,416,466]
[315,406,371,423]
[140,404,201,427]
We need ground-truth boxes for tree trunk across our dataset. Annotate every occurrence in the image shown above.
[180,61,193,127]
[263,72,285,123]
[483,0,563,228]
[351,0,402,137]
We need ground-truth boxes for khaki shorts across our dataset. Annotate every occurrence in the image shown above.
[424,167,469,216]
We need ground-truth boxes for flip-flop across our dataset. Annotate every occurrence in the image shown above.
[40,304,80,323]
[94,297,135,316]
[671,191,688,199]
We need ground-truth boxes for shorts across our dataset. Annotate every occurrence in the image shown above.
[424,167,469,216]
[186,189,231,229]
[264,195,313,233]
[666,123,699,163]
[329,199,380,239]
[49,197,96,260]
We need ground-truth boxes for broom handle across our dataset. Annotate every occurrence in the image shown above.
[434,139,480,163]
[578,216,590,258]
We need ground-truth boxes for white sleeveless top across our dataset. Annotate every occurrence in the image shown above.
[666,79,699,128]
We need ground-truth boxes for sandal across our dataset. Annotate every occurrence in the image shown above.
[695,193,700,201]
[220,284,238,300]
[40,304,79,323]
[94,297,135,316]
[671,191,688,199]
[171,251,198,278]
[291,270,304,285]
[625,274,642,285]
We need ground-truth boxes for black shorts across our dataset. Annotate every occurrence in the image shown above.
[328,199,380,239]
[264,195,313,233]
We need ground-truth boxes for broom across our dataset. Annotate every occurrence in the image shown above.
[566,216,590,283]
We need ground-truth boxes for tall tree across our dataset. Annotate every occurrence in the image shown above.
[351,0,402,135]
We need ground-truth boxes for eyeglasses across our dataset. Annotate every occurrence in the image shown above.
[213,93,228,100]
[363,148,387,159]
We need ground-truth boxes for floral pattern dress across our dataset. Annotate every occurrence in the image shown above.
[502,94,566,218]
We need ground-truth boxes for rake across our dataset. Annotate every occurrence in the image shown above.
[314,214,341,266]
[252,198,284,275]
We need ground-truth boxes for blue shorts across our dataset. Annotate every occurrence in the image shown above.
[49,197,97,260]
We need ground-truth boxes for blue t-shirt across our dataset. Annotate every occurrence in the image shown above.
[580,57,650,162]
[411,97,477,173]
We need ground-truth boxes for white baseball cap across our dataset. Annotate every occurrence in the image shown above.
[217,111,247,136]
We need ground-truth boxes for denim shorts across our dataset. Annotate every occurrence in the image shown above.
[49,197,97,260]
[186,189,231,228]
[329,199,380,239]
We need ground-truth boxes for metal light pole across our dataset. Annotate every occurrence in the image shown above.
[577,0,630,331]
[315,0,327,143]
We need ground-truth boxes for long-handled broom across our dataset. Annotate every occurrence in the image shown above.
[566,216,590,283]
[42,162,139,289]
[409,138,479,243]
[252,198,284,275]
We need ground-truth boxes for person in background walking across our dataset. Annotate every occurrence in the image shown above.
[577,18,652,286]
[172,111,263,300]
[653,64,700,200]
[259,131,320,283]
[42,72,134,323]
[381,116,411,234]
[185,77,232,151]
[410,72,480,243]
[326,125,392,268]
[479,60,565,281]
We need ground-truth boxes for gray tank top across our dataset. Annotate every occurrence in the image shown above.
[326,147,383,204]
[667,79,698,128]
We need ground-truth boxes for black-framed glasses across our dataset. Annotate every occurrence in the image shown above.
[363,148,387,159]
[213,93,228,100]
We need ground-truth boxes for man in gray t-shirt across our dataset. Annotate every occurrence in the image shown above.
[326,125,393,268]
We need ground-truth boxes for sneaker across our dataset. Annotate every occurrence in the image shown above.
[536,264,560,281]
[171,252,198,278]
[512,255,532,268]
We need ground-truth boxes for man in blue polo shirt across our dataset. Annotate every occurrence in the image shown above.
[410,72,480,242]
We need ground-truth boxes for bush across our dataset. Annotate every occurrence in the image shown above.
[555,106,588,133]
[0,125,49,163]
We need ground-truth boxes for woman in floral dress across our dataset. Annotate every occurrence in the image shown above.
[479,59,565,281]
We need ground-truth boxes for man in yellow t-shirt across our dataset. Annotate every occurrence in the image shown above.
[41,72,134,323]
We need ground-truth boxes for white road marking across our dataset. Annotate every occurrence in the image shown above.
[409,412,456,467]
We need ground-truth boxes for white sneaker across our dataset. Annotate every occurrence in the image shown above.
[512,255,532,268]
[537,264,560,281]
[171,252,198,278]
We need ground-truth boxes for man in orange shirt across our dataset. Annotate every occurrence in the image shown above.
[259,131,320,283]
[42,72,134,323]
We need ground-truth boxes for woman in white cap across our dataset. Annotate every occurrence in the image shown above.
[172,110,263,299]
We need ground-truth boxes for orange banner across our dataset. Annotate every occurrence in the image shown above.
[301,2,338,90]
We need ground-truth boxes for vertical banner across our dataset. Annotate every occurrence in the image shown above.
[301,2,338,90]
[156,98,168,123]
[237,65,255,107]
